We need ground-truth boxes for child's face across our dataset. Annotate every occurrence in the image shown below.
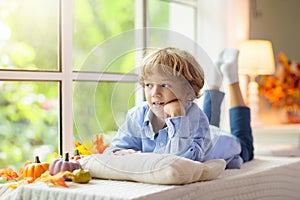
[144,72,187,119]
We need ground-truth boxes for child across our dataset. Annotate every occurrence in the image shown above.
[104,47,254,169]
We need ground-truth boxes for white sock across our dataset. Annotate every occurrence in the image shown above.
[220,48,239,84]
[210,51,224,88]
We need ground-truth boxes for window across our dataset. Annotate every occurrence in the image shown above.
[0,81,59,167]
[72,0,137,148]
[0,0,198,169]
[0,0,59,71]
[0,0,60,168]
[149,0,196,42]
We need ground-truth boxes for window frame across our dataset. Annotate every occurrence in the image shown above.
[0,0,199,154]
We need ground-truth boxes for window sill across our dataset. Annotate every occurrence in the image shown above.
[253,124,300,157]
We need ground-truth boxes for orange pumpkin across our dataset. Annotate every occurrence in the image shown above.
[70,149,85,160]
[22,156,49,181]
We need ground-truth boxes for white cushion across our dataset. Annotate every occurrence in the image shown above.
[79,153,226,185]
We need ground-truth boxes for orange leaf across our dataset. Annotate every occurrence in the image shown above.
[34,171,72,188]
[93,135,109,154]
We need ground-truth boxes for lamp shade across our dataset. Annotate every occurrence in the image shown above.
[238,40,275,75]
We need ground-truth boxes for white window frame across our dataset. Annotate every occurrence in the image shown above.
[0,0,199,154]
[0,0,138,154]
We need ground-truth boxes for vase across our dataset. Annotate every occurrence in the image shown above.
[286,109,300,124]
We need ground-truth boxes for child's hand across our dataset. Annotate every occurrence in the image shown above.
[112,149,141,156]
[164,99,185,118]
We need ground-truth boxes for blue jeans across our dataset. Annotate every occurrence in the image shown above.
[203,90,254,162]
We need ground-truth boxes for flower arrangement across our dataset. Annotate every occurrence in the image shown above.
[258,52,300,122]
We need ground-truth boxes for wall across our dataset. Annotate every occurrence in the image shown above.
[197,0,249,61]
[196,0,250,130]
[250,0,300,61]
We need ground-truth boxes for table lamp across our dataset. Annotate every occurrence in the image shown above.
[238,40,275,127]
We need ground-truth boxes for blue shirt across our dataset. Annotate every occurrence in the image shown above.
[105,102,243,168]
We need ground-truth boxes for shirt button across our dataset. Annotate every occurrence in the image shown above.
[159,142,164,147]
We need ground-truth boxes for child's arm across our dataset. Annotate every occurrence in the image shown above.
[104,128,142,155]
[112,149,141,155]
[104,106,145,155]
[160,103,211,162]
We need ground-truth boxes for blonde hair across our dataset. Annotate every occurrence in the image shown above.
[139,47,205,99]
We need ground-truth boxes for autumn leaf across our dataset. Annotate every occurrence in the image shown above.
[93,134,109,154]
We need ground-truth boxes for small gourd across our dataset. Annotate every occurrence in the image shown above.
[49,152,82,175]
[23,156,49,181]
[72,169,91,183]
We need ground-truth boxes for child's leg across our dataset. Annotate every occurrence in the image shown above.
[230,106,253,162]
[203,50,225,127]
[219,49,254,162]
[203,90,224,127]
[228,83,253,162]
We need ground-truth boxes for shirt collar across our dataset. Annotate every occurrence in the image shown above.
[143,106,152,127]
[143,108,156,139]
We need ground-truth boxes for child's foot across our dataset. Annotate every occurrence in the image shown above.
[219,48,239,84]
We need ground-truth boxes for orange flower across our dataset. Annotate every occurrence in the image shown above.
[259,52,300,110]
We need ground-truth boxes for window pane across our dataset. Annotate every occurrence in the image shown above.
[0,0,59,71]
[149,0,196,45]
[73,81,136,142]
[73,0,135,72]
[0,81,59,170]
[80,50,136,74]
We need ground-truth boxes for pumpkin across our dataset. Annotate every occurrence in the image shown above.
[49,152,82,176]
[22,156,49,181]
[70,149,85,160]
